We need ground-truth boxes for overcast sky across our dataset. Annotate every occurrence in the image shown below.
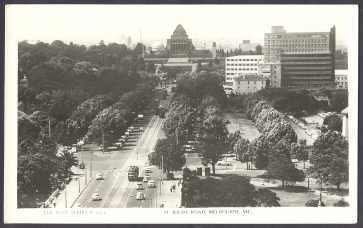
[6,4,357,48]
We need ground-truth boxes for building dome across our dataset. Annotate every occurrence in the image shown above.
[172,24,188,39]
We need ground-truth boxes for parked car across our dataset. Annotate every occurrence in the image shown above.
[136,183,144,190]
[216,161,232,166]
[91,193,102,201]
[136,192,145,200]
[147,180,156,188]
[96,173,104,180]
[144,167,152,174]
[143,176,151,182]
[138,114,144,119]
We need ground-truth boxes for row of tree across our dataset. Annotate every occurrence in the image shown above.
[87,82,155,146]
[232,97,348,190]
[17,40,153,207]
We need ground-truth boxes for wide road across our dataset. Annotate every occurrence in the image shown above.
[73,113,166,208]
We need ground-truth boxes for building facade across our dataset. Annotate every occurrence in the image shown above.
[264,26,335,63]
[232,74,267,95]
[280,53,335,89]
[264,26,336,90]
[166,24,193,58]
[335,69,348,89]
[224,55,264,91]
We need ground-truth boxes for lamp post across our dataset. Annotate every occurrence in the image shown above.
[64,180,68,208]
[319,175,323,206]
[48,117,51,138]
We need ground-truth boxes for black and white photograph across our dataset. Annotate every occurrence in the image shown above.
[4,4,358,224]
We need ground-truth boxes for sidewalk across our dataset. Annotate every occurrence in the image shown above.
[158,180,182,208]
[47,167,92,208]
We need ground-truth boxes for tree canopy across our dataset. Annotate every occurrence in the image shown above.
[309,131,348,189]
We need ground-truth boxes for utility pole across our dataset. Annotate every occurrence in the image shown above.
[161,154,164,183]
[319,176,323,205]
[90,151,93,178]
[102,128,105,153]
[78,178,81,193]
[48,117,51,138]
[64,181,67,208]
[85,168,87,185]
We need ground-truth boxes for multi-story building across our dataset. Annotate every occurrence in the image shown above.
[231,74,267,95]
[264,26,336,90]
[224,55,264,91]
[264,26,335,63]
[335,69,348,89]
[280,53,335,89]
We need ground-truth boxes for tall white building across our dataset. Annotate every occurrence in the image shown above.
[224,55,264,92]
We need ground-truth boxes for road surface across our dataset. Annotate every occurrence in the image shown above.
[73,113,166,208]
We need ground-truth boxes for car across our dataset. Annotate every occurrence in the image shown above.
[144,167,152,173]
[114,142,123,148]
[216,161,232,166]
[143,176,150,182]
[137,114,144,119]
[136,192,145,200]
[147,180,156,188]
[91,193,102,201]
[136,183,144,190]
[139,127,144,131]
[96,173,104,180]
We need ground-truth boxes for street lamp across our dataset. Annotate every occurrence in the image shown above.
[319,175,324,206]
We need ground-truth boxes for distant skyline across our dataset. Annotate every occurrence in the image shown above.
[6,5,355,49]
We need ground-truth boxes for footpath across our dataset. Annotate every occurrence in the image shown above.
[157,179,182,208]
[43,167,92,208]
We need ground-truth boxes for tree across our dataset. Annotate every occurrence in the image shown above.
[255,188,280,207]
[329,91,348,112]
[234,137,250,169]
[199,115,229,175]
[149,136,186,174]
[18,153,57,195]
[310,131,348,190]
[228,130,241,152]
[323,114,343,132]
[255,45,262,55]
[334,199,349,207]
[181,174,281,207]
[58,150,79,178]
[294,139,309,169]
[268,140,305,187]
[253,137,270,170]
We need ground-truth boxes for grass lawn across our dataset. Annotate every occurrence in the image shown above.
[223,112,260,141]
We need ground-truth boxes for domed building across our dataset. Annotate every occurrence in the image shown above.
[144,24,215,69]
[166,24,194,58]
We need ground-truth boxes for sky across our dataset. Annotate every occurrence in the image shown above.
[6,4,357,49]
